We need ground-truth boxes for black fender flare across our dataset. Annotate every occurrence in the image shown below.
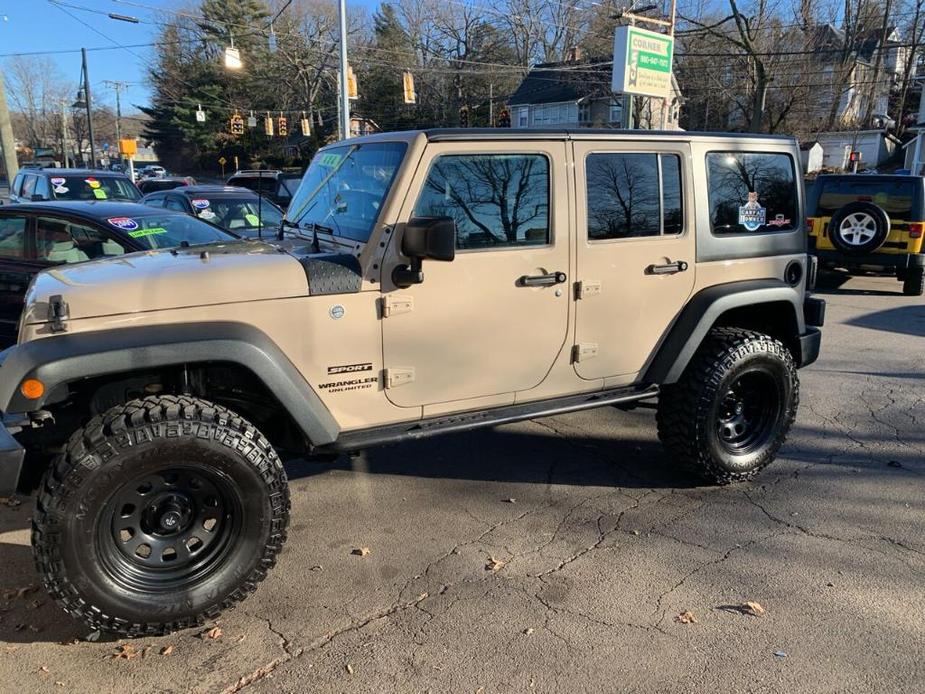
[643,279,806,385]
[0,322,340,446]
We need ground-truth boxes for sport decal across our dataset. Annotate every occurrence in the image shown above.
[327,362,373,375]
[107,217,140,231]
[738,192,766,231]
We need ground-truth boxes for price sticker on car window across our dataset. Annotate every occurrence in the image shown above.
[50,177,66,187]
[107,217,139,231]
[93,188,108,199]
[85,178,101,189]
[245,213,260,226]
[191,199,210,209]
[128,227,168,238]
[319,153,342,167]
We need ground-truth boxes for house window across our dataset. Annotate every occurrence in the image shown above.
[609,99,623,125]
[532,102,578,126]
[579,102,591,123]
[517,107,529,127]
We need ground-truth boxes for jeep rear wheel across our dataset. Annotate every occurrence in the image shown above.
[656,328,799,485]
[828,202,889,255]
[32,395,289,637]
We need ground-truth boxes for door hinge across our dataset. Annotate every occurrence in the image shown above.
[572,343,599,362]
[575,280,602,299]
[380,294,414,318]
[384,367,415,388]
[48,294,69,333]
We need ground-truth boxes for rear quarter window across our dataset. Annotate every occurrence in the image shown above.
[706,152,797,234]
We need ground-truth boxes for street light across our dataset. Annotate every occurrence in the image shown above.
[73,48,96,168]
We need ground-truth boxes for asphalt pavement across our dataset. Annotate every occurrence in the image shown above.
[0,273,922,694]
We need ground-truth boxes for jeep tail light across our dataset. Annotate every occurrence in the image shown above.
[909,223,923,239]
[805,217,813,230]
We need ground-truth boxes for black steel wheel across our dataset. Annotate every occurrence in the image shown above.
[33,395,289,637]
[657,328,799,484]
[715,371,782,456]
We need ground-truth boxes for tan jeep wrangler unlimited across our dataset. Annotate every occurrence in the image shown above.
[0,129,824,636]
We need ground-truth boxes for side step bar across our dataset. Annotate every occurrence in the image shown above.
[323,384,659,452]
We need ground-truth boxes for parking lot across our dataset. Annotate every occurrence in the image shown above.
[0,273,921,694]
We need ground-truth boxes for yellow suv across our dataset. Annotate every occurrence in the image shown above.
[807,174,925,295]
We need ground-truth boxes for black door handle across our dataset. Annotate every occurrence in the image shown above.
[646,260,688,275]
[518,271,567,287]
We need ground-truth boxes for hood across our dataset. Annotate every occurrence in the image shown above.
[23,241,309,324]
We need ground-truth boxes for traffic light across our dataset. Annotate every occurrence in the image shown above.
[229,113,245,136]
[277,114,288,137]
[459,105,469,128]
[264,113,274,136]
[402,71,416,104]
[497,107,511,128]
[300,112,311,137]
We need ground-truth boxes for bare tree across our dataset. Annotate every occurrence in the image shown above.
[3,56,72,149]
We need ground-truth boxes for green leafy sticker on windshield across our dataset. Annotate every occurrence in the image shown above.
[93,188,108,199]
[127,227,168,238]
[319,153,342,167]
[244,213,260,226]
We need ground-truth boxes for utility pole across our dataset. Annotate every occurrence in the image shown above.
[81,48,97,168]
[0,72,18,184]
[103,81,128,167]
[60,103,70,168]
[337,0,350,140]
[489,82,494,125]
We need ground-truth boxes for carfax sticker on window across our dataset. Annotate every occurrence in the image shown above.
[107,217,139,231]
[738,192,766,231]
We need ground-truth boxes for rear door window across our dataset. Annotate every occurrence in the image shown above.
[0,215,29,259]
[817,179,915,218]
[706,152,797,234]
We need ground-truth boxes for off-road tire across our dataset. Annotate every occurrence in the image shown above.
[32,395,289,637]
[902,267,924,296]
[656,328,799,485]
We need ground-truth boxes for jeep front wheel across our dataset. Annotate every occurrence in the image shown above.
[32,395,289,637]
[656,328,799,485]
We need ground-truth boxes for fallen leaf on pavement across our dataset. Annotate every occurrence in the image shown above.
[160,645,174,656]
[675,611,698,624]
[773,650,787,658]
[345,663,354,675]
[111,644,140,660]
[486,556,506,572]
[351,547,370,557]
[39,666,49,673]
[201,626,223,640]
[742,601,766,617]
[55,682,64,687]
[523,628,535,635]
[502,498,516,503]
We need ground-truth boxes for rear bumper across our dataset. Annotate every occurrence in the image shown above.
[813,249,925,271]
[0,419,24,496]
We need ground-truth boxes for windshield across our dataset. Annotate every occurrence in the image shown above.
[286,142,407,242]
[104,213,235,249]
[50,175,140,201]
[191,196,283,236]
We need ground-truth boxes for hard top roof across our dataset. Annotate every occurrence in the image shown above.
[176,185,263,195]
[24,168,133,177]
[3,201,184,220]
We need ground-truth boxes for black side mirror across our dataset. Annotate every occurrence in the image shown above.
[393,217,456,288]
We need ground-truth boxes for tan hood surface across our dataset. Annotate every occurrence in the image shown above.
[24,241,309,324]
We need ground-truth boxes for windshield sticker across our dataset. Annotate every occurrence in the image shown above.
[107,217,139,231]
[53,186,69,195]
[319,153,342,167]
[93,188,108,199]
[127,227,168,238]
[50,177,66,186]
[191,198,210,209]
[198,209,216,219]
[767,214,791,227]
[85,178,101,189]
[738,192,766,231]
[244,213,260,226]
